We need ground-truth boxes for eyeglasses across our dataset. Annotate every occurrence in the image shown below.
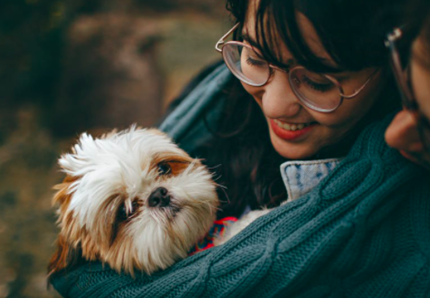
[385,27,430,154]
[215,23,378,113]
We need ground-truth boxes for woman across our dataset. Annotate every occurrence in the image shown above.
[385,13,430,170]
[50,0,430,297]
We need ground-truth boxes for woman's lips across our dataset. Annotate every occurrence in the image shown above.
[269,119,317,140]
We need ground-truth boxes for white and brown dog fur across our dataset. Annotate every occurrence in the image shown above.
[48,126,221,277]
[48,126,271,277]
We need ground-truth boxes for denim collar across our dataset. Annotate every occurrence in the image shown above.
[280,158,343,202]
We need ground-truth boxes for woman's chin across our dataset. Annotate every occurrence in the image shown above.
[269,130,320,160]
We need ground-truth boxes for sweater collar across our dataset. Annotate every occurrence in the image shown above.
[280,158,343,202]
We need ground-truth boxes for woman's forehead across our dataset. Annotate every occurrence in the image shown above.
[413,37,430,71]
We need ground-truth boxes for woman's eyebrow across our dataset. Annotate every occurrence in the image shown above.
[241,32,296,67]
[242,31,344,74]
[241,32,260,49]
[330,73,349,81]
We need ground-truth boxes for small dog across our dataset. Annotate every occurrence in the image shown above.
[48,126,219,276]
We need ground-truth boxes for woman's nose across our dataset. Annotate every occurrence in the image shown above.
[385,110,422,152]
[261,70,302,118]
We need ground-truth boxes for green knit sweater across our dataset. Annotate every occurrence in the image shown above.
[50,65,430,298]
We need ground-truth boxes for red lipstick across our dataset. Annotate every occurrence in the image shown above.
[269,119,316,141]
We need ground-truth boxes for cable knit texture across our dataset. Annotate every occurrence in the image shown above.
[50,65,430,297]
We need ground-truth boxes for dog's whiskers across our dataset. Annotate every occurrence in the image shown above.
[206,163,222,171]
[125,198,133,214]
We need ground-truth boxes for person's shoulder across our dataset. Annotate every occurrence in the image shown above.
[158,60,224,125]
[156,60,231,155]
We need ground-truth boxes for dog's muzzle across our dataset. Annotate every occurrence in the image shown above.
[148,187,171,207]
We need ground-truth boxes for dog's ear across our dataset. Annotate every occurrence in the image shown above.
[52,175,77,207]
[48,175,83,280]
[47,234,82,277]
[57,132,98,176]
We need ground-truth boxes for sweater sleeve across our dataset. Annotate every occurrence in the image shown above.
[50,118,429,298]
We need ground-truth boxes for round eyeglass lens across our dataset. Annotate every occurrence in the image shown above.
[223,43,269,86]
[289,67,341,112]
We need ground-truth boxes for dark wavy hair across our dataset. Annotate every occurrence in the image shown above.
[204,0,424,218]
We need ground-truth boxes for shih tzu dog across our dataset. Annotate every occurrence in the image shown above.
[48,126,219,276]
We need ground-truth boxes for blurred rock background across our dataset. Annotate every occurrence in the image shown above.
[0,0,229,297]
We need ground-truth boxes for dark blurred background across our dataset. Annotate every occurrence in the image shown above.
[0,0,229,297]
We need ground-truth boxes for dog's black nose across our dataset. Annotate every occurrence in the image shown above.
[148,187,170,207]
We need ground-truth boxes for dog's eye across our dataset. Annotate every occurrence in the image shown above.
[117,201,139,222]
[117,205,128,221]
[158,162,171,176]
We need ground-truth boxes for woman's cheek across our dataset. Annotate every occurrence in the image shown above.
[411,58,430,121]
[241,83,262,104]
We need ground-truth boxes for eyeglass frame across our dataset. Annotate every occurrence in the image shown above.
[215,23,379,113]
[385,27,430,154]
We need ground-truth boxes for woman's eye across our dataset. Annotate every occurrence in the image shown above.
[245,56,266,67]
[158,162,171,176]
[301,75,334,92]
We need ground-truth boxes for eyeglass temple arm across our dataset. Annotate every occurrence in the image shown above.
[340,69,379,99]
[342,27,406,100]
[385,27,416,109]
[385,28,403,46]
[215,23,240,52]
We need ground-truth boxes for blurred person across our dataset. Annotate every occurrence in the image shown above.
[385,11,430,170]
[49,0,430,297]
